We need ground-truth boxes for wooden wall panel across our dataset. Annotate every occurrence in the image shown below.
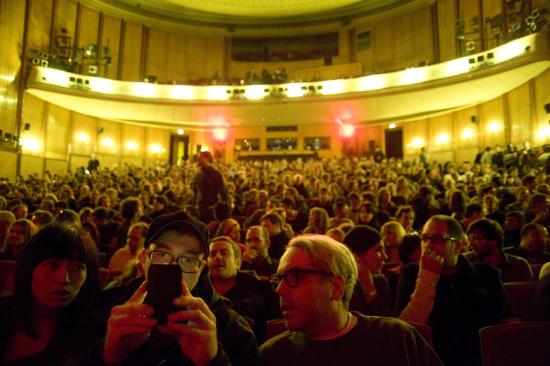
[28,0,52,50]
[101,15,121,79]
[146,29,168,82]
[120,22,143,81]
[54,0,77,47]
[46,104,70,157]
[77,6,99,48]
[0,0,24,135]
[437,0,457,61]
[454,106,480,150]
[458,0,482,54]
[412,7,434,66]
[428,114,453,152]
[482,0,502,50]
[121,123,145,158]
[45,158,68,176]
[478,96,506,147]
[507,83,531,145]
[166,32,189,82]
[0,151,17,181]
[97,119,121,155]
[71,113,96,156]
[20,155,43,178]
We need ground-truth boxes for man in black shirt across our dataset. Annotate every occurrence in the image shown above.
[194,151,227,223]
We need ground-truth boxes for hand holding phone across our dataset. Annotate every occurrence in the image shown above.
[144,264,182,325]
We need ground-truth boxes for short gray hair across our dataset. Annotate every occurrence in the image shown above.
[287,235,358,306]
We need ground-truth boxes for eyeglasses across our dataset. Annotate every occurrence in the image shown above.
[270,269,332,290]
[420,234,458,244]
[148,250,202,273]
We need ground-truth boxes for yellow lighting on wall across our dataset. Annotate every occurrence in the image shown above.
[133,83,156,98]
[536,126,550,141]
[244,85,266,100]
[494,39,527,63]
[171,86,194,99]
[388,123,396,129]
[0,75,15,82]
[286,83,305,98]
[150,143,165,153]
[409,137,424,149]
[356,75,386,91]
[20,136,42,152]
[206,87,229,100]
[487,121,503,133]
[177,129,184,135]
[436,133,450,144]
[321,80,345,95]
[102,137,114,147]
[89,78,114,94]
[400,68,427,85]
[77,132,90,143]
[341,124,355,137]
[461,128,474,139]
[43,68,69,86]
[446,58,471,76]
[126,140,138,151]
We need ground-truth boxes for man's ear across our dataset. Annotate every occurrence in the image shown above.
[330,275,345,301]
[454,239,464,255]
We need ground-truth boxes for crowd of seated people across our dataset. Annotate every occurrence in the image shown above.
[0,144,549,365]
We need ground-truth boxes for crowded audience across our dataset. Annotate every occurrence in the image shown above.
[0,143,549,365]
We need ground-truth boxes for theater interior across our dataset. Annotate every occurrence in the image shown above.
[1,0,550,180]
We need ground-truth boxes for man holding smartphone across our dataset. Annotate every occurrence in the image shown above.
[96,210,258,366]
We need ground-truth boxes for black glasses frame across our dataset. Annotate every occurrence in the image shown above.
[270,268,333,289]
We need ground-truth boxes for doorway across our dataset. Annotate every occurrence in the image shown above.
[170,134,190,166]
[384,128,403,160]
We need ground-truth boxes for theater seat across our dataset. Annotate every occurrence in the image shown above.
[479,322,550,366]
[0,259,16,296]
[404,320,433,346]
[503,281,538,321]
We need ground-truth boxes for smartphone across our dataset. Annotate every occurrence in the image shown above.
[144,264,182,325]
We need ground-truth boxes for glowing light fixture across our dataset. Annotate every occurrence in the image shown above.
[171,86,194,100]
[89,78,113,94]
[207,87,229,100]
[150,143,164,153]
[341,124,355,138]
[536,126,550,141]
[244,85,266,100]
[20,136,41,152]
[494,39,526,63]
[77,132,90,143]
[43,68,69,86]
[409,137,424,149]
[177,129,184,135]
[102,137,114,147]
[461,128,474,139]
[213,128,227,142]
[388,123,396,129]
[446,58,471,76]
[436,133,450,144]
[286,83,305,98]
[126,140,138,151]
[401,68,426,85]
[321,80,345,95]
[357,75,386,91]
[133,82,156,98]
[487,121,502,133]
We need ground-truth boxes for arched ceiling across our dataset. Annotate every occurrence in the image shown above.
[82,0,433,34]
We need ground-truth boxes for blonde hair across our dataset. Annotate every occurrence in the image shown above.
[287,235,358,306]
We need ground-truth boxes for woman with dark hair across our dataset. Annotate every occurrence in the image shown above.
[0,223,103,365]
[0,219,38,260]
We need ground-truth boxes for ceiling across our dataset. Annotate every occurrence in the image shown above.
[27,60,550,130]
[82,0,430,33]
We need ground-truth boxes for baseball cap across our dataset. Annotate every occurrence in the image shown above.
[145,210,210,254]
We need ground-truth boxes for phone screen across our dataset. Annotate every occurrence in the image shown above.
[144,264,182,325]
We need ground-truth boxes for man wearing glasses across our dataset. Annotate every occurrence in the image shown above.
[260,235,442,366]
[396,215,506,366]
[96,211,258,366]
